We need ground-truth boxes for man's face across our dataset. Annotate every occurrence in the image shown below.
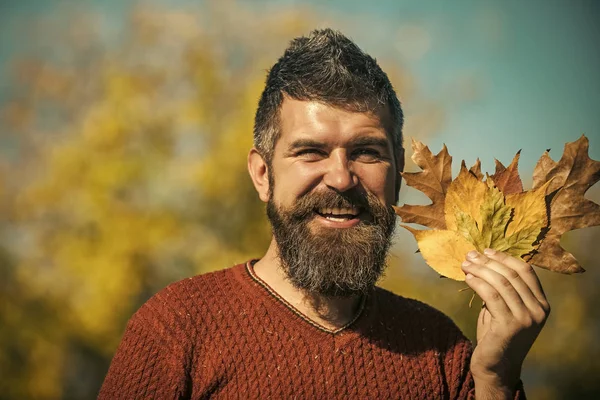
[264,98,401,297]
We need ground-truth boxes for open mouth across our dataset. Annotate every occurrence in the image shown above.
[314,206,361,222]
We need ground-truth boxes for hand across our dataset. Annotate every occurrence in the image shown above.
[461,249,550,397]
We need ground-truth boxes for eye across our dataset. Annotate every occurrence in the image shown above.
[353,148,383,162]
[296,148,327,161]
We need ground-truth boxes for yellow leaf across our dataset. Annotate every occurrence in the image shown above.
[444,162,487,231]
[402,226,476,281]
[495,225,542,258]
[505,180,551,237]
[455,210,486,252]
[480,184,513,249]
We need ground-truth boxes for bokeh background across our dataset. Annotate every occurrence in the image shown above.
[1,0,599,398]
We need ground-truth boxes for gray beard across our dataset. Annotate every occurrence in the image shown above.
[266,188,396,297]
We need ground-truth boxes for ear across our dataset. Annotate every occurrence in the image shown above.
[396,146,405,173]
[394,147,405,204]
[248,148,270,203]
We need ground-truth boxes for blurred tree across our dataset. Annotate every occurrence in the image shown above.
[0,2,439,398]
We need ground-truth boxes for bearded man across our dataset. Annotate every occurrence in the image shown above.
[100,29,549,399]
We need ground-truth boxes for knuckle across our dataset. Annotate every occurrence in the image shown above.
[532,307,548,324]
[489,291,502,303]
[519,315,534,329]
[541,301,551,315]
[520,263,535,274]
[507,269,520,280]
[482,257,494,267]
[499,277,512,289]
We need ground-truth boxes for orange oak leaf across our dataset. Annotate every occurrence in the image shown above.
[490,151,523,195]
[393,139,452,229]
[528,135,600,273]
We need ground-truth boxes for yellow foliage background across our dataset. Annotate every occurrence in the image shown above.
[1,2,599,399]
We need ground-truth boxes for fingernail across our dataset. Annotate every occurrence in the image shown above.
[467,250,479,259]
[484,248,496,256]
[466,273,474,280]
[461,260,471,268]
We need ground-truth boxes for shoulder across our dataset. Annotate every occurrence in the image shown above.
[372,286,456,322]
[371,286,469,344]
[130,263,245,336]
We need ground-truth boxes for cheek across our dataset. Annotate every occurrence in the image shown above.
[271,162,323,202]
[359,165,397,202]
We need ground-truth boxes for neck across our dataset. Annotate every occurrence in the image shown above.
[253,238,363,331]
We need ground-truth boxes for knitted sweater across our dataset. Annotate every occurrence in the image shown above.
[99,261,525,399]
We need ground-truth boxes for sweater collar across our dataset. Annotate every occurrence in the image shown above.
[241,259,370,336]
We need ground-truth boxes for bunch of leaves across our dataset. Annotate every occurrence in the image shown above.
[395,135,600,281]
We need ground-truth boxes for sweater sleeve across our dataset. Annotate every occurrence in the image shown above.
[443,335,527,399]
[98,290,194,400]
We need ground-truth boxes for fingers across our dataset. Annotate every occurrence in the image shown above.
[461,249,550,325]
[483,249,547,305]
[463,272,512,320]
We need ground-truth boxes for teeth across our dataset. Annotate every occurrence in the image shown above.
[317,207,359,216]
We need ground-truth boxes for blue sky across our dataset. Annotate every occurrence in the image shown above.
[1,0,599,180]
[314,0,600,178]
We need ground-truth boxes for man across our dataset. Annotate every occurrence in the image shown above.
[100,29,549,399]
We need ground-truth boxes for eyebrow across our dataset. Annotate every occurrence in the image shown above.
[287,136,390,151]
[288,138,327,151]
[348,136,390,148]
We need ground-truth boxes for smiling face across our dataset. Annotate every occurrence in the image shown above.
[248,98,403,296]
[271,98,400,217]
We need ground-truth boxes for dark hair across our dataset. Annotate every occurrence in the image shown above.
[253,28,404,165]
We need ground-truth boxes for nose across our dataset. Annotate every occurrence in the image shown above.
[322,151,358,192]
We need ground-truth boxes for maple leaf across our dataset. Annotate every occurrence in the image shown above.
[444,163,487,231]
[402,226,476,281]
[397,135,599,280]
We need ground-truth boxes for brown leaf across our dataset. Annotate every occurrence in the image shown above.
[529,135,600,273]
[532,150,557,186]
[469,158,484,180]
[490,150,523,195]
[394,139,452,229]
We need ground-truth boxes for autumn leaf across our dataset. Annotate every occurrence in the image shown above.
[528,135,600,273]
[469,158,484,180]
[490,151,524,195]
[397,135,599,280]
[402,226,476,281]
[444,162,487,231]
[393,139,452,229]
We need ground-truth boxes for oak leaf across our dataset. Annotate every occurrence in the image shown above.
[491,151,524,195]
[393,139,452,230]
[528,135,600,273]
[397,135,599,280]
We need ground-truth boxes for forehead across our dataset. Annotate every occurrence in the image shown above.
[277,98,393,146]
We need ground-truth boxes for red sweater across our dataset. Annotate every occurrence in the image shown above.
[99,261,525,399]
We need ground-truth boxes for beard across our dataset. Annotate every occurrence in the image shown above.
[266,186,397,298]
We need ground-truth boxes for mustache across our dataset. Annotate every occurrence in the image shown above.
[288,189,382,220]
